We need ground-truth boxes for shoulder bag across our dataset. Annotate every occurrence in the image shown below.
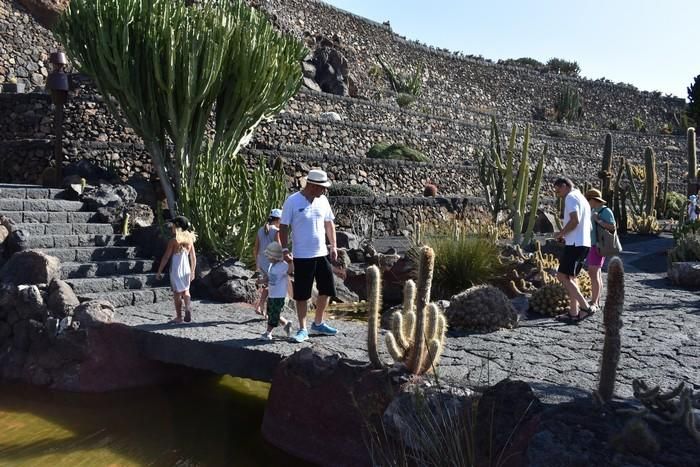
[596,208,622,257]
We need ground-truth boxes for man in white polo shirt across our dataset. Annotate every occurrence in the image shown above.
[280,169,339,343]
[553,176,593,323]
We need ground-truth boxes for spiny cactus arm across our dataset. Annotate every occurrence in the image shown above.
[504,123,517,209]
[385,332,406,363]
[688,127,697,195]
[523,146,547,246]
[403,280,417,315]
[597,256,624,402]
[419,312,447,375]
[407,247,435,374]
[624,161,643,216]
[423,303,440,339]
[391,310,411,351]
[366,265,385,369]
[643,147,658,217]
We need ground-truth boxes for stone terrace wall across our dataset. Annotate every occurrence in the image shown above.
[261,0,686,132]
[0,0,57,91]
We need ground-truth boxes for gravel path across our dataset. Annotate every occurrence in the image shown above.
[115,235,699,404]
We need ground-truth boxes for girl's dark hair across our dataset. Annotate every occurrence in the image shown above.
[263,216,276,234]
[553,177,574,188]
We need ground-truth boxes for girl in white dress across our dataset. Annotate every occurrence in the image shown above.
[156,216,197,323]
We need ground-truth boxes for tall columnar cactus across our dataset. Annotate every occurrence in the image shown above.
[612,158,628,234]
[523,149,546,246]
[366,265,386,369]
[600,133,614,203]
[597,257,625,402]
[384,246,447,375]
[688,127,697,196]
[644,147,658,217]
[662,161,670,217]
[477,117,547,245]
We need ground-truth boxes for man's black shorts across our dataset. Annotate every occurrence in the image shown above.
[558,245,589,277]
[293,256,336,301]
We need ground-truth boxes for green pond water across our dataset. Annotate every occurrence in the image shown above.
[0,377,312,467]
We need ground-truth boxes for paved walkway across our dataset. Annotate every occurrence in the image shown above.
[115,235,699,404]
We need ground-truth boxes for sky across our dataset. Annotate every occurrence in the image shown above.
[323,0,698,100]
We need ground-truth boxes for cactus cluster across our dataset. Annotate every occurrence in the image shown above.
[596,257,624,402]
[446,285,517,331]
[668,234,700,262]
[477,117,547,245]
[631,213,661,235]
[367,246,447,375]
[631,379,700,443]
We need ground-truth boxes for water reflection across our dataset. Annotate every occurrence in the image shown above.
[0,376,312,466]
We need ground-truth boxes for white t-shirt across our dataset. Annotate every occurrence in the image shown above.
[562,189,592,247]
[267,261,289,299]
[281,191,335,258]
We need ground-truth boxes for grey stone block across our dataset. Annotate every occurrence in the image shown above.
[0,199,23,210]
[45,223,72,235]
[22,212,50,223]
[48,212,68,223]
[81,291,134,308]
[36,248,76,262]
[25,188,50,199]
[24,236,55,249]
[54,235,80,248]
[15,223,46,235]
[23,199,48,211]
[0,188,27,199]
[84,223,114,235]
[153,288,172,303]
[61,262,98,279]
[133,290,156,305]
[68,212,96,223]
[66,277,118,294]
[0,211,23,222]
[46,200,84,212]
[123,275,147,290]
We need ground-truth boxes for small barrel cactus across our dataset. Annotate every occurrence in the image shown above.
[446,285,517,332]
[423,183,438,197]
[529,283,569,316]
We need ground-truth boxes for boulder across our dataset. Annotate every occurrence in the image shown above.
[0,251,60,286]
[310,46,350,96]
[207,259,255,286]
[47,279,80,318]
[319,111,342,122]
[83,184,138,225]
[127,203,155,229]
[63,160,114,185]
[216,279,257,303]
[523,209,558,234]
[127,174,159,207]
[668,262,700,288]
[262,347,397,467]
[336,231,360,250]
[17,284,47,320]
[0,225,9,244]
[72,300,115,328]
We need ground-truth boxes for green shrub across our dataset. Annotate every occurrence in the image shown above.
[328,182,374,197]
[546,58,581,76]
[413,235,504,299]
[396,93,417,108]
[366,142,429,162]
[632,116,647,133]
[669,233,700,262]
[665,191,687,220]
[554,86,583,123]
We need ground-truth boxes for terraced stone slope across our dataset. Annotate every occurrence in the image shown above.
[0,184,171,308]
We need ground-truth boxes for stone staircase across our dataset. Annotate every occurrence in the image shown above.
[0,184,171,308]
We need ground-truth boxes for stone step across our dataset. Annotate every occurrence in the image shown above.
[34,246,140,262]
[13,222,114,235]
[66,273,169,295]
[61,259,157,279]
[78,287,173,308]
[0,211,97,223]
[0,198,84,212]
[0,186,67,200]
[20,234,129,249]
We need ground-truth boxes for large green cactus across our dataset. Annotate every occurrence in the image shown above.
[600,133,614,204]
[384,246,447,375]
[644,147,658,217]
[596,257,625,402]
[55,0,305,214]
[366,265,386,369]
[477,117,547,245]
[688,127,697,196]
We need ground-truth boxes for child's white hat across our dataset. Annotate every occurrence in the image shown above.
[265,242,284,261]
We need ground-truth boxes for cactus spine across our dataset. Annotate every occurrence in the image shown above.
[688,127,697,196]
[597,257,625,402]
[366,265,385,369]
[643,147,657,217]
[600,133,614,204]
[384,246,446,374]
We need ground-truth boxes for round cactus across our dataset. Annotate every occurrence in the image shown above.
[446,285,517,332]
[529,283,569,316]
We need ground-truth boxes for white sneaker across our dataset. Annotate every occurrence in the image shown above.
[284,322,293,338]
[588,304,601,314]
[259,332,273,341]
